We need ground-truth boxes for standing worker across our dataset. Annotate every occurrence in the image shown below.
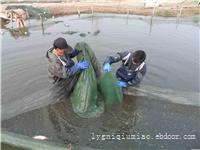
[46,37,89,94]
[103,50,147,88]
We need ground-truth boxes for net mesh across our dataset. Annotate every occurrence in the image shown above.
[70,42,123,118]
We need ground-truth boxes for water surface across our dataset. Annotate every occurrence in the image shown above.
[1,14,199,149]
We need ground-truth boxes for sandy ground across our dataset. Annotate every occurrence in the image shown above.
[1,0,200,17]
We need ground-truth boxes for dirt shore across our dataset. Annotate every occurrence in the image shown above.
[2,1,200,17]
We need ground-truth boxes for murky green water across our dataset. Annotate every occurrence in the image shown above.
[1,14,200,149]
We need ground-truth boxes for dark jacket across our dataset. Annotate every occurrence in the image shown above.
[46,48,80,83]
[104,51,146,86]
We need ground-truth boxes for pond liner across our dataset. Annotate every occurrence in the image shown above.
[70,42,123,118]
[1,130,67,150]
[1,130,98,150]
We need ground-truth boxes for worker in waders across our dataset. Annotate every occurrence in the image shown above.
[103,50,146,88]
[46,37,89,95]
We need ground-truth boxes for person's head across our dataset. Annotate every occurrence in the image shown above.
[53,37,73,56]
[132,50,146,64]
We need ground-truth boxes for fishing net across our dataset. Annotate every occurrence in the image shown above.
[98,72,123,105]
[70,42,123,118]
[70,42,104,118]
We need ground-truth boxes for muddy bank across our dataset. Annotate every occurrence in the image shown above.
[33,2,200,17]
[2,2,200,17]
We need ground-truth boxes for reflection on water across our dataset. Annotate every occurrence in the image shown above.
[1,13,199,149]
[5,27,30,39]
[1,14,199,39]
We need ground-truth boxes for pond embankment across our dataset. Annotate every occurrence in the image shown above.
[1,1,200,17]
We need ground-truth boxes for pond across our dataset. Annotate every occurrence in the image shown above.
[1,14,200,149]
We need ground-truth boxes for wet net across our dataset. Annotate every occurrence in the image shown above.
[98,72,123,105]
[70,42,123,118]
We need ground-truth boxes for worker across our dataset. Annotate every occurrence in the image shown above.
[46,37,89,94]
[103,50,146,88]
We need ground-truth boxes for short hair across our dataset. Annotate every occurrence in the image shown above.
[133,50,146,62]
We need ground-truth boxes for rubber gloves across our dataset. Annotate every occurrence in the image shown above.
[117,81,128,88]
[103,63,111,72]
[77,60,89,70]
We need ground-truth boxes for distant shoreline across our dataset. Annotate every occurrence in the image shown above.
[1,2,200,17]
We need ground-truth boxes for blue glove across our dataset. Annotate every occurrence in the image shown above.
[117,81,128,88]
[77,60,89,70]
[103,63,111,72]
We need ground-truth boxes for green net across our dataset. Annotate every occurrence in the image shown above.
[98,72,123,105]
[70,42,104,118]
[70,42,123,118]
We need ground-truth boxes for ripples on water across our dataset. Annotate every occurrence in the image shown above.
[1,14,199,149]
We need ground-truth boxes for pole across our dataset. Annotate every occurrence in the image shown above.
[77,7,80,17]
